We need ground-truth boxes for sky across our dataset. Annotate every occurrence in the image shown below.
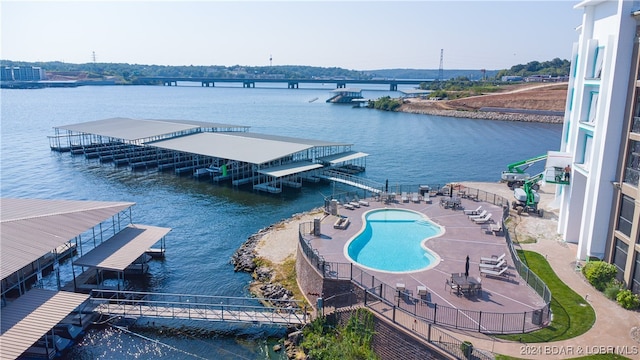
[1,0,585,71]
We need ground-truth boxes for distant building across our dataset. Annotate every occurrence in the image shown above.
[0,66,45,81]
[501,76,523,82]
[524,75,569,83]
[558,0,640,294]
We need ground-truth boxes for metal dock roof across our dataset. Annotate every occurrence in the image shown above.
[73,224,171,271]
[55,117,200,142]
[318,150,369,165]
[0,288,89,360]
[0,198,135,279]
[148,132,315,165]
[231,132,352,147]
[257,161,324,177]
[54,117,249,143]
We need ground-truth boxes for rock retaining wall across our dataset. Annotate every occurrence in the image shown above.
[399,107,564,124]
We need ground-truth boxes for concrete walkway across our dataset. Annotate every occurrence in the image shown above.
[438,208,640,358]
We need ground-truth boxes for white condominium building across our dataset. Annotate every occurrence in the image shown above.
[559,0,640,293]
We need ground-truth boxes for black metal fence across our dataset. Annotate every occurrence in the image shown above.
[298,185,552,335]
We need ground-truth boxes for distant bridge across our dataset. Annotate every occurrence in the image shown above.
[135,77,434,91]
[90,290,310,326]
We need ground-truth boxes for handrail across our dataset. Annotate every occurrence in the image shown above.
[90,289,309,326]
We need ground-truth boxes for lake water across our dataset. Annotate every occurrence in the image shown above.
[0,84,562,359]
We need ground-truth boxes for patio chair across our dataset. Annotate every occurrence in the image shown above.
[463,206,482,215]
[445,279,460,295]
[478,259,506,270]
[480,253,506,264]
[480,266,509,278]
[473,213,493,224]
[468,210,487,220]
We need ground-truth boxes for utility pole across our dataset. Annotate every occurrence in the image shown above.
[438,49,444,88]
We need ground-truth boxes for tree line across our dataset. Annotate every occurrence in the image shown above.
[0,58,570,83]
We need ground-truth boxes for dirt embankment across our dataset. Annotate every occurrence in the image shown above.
[398,83,568,123]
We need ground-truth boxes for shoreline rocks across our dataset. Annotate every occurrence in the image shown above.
[231,213,309,303]
[397,106,564,123]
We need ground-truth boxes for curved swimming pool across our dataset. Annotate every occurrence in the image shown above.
[345,208,442,273]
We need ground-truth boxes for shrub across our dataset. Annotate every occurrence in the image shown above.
[368,96,402,111]
[616,289,640,310]
[603,281,624,300]
[460,341,473,358]
[582,261,617,291]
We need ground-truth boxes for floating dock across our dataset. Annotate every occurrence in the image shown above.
[49,118,371,194]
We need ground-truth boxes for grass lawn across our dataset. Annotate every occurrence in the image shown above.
[498,250,596,343]
[491,251,636,359]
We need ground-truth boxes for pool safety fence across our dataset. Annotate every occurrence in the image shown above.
[298,185,552,335]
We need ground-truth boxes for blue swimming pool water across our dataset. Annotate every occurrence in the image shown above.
[345,208,442,273]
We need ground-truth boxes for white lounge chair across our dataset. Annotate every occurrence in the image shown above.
[480,253,506,264]
[480,266,509,278]
[488,223,502,235]
[468,210,487,220]
[412,193,419,203]
[401,192,409,203]
[478,259,506,270]
[423,192,431,203]
[463,206,482,215]
[473,213,492,224]
[353,195,369,207]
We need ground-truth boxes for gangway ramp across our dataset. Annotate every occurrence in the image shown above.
[319,170,383,193]
[90,290,309,326]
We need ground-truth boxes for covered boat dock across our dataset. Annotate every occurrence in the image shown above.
[71,224,171,292]
[0,198,170,359]
[49,118,369,194]
[0,289,89,360]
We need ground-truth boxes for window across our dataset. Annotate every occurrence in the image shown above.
[592,46,604,79]
[577,132,594,169]
[632,256,640,294]
[569,88,575,111]
[624,140,640,186]
[613,239,628,282]
[616,195,635,237]
[587,91,599,123]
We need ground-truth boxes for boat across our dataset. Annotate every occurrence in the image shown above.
[53,323,84,340]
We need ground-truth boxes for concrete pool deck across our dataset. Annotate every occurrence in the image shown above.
[255,182,640,359]
[311,194,547,316]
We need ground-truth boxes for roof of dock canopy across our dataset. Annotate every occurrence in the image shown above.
[148,132,324,165]
[54,117,249,142]
[257,161,324,177]
[317,150,369,165]
[145,118,250,131]
[0,198,135,280]
[73,224,171,271]
[0,288,89,360]
[231,132,352,147]
[331,88,362,93]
